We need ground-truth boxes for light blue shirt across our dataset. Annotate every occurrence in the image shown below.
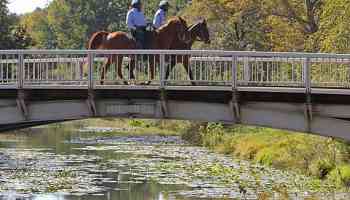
[153,9,166,29]
[126,8,147,30]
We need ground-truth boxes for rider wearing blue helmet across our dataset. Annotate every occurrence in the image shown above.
[153,0,170,29]
[126,0,147,48]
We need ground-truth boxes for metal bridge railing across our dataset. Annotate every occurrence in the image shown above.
[1,50,350,90]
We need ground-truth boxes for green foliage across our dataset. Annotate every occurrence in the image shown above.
[18,0,189,49]
[200,123,226,148]
[328,165,350,188]
[183,123,350,189]
[129,119,148,127]
[2,0,350,52]
[314,0,350,53]
[181,123,203,145]
[309,159,335,179]
[0,0,11,49]
[0,0,32,49]
[10,25,33,48]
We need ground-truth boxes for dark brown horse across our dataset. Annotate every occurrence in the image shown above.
[166,19,210,83]
[88,16,190,84]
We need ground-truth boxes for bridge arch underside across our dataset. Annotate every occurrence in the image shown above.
[1,88,350,141]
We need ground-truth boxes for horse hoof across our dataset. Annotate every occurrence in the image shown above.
[128,81,136,86]
[123,81,129,85]
[100,81,104,85]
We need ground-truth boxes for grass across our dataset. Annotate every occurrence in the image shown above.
[182,122,350,189]
[45,118,190,137]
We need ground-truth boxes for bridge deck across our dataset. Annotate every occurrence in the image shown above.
[1,50,350,140]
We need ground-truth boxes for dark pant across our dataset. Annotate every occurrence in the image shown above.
[131,27,146,49]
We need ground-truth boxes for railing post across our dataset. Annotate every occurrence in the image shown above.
[160,54,165,88]
[232,55,238,89]
[87,52,97,116]
[17,53,24,89]
[231,55,241,123]
[303,57,311,93]
[159,53,168,118]
[243,57,250,83]
[303,57,312,132]
[88,52,94,89]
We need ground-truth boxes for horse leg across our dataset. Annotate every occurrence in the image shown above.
[145,55,155,85]
[100,57,111,85]
[115,55,128,85]
[183,56,195,86]
[166,55,176,81]
[129,56,136,84]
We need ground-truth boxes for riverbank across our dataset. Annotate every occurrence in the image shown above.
[182,123,350,190]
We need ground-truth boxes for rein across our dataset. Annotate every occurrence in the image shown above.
[188,22,205,42]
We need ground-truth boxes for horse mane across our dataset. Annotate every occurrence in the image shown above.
[157,16,187,33]
[88,31,109,49]
[188,20,203,32]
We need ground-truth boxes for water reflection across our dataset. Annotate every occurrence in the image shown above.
[0,123,348,200]
[0,125,188,200]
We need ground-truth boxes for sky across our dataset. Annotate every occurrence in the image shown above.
[8,0,52,14]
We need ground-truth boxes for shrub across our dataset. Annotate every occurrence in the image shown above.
[328,165,350,188]
[309,159,335,179]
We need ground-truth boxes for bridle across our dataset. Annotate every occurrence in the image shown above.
[188,22,208,42]
[177,22,192,44]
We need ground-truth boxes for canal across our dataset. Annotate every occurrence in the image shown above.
[0,120,347,200]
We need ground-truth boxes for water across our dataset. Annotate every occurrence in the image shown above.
[0,123,348,200]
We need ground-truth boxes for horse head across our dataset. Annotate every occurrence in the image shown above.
[189,19,210,44]
[199,19,210,44]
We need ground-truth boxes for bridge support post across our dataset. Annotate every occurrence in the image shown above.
[230,90,241,123]
[16,90,29,120]
[87,53,97,117]
[16,53,29,120]
[159,89,168,118]
[231,56,241,123]
[303,58,313,132]
[87,89,97,117]
[159,54,168,118]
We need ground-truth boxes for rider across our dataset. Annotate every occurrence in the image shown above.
[153,0,170,29]
[126,0,147,48]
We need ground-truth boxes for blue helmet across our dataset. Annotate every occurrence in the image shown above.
[131,0,141,6]
[159,0,169,7]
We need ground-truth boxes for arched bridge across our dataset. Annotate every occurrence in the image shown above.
[1,50,350,140]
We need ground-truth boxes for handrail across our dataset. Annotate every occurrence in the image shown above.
[1,49,350,90]
[1,49,350,59]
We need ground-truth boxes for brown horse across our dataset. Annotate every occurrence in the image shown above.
[88,16,190,85]
[166,19,210,84]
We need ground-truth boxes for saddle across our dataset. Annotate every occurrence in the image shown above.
[132,23,155,49]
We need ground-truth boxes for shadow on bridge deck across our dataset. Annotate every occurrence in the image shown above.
[1,87,350,140]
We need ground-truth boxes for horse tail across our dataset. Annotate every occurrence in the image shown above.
[88,31,109,49]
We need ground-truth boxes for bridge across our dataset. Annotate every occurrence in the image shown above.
[1,49,350,140]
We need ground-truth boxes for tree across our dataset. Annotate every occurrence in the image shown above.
[0,0,33,49]
[183,0,270,50]
[309,0,350,53]
[267,0,322,34]
[21,9,56,48]
[11,25,33,49]
[0,0,12,49]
